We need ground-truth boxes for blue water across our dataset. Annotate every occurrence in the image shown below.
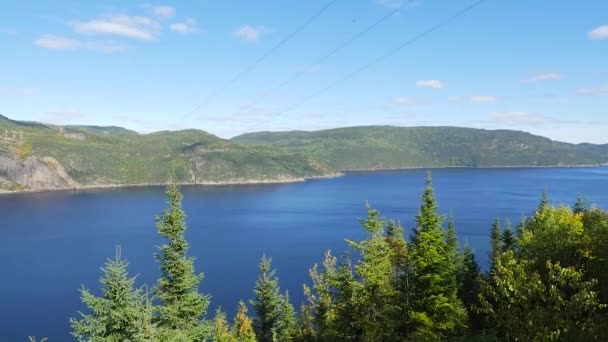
[1,167,607,341]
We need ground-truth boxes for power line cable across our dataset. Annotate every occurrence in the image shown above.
[238,3,404,113]
[182,0,339,120]
[264,0,489,124]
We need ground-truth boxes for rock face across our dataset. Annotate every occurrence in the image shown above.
[0,155,80,191]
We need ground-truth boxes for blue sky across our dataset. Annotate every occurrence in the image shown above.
[1,0,607,143]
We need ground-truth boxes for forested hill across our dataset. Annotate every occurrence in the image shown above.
[1,114,607,192]
[232,126,608,170]
[0,114,333,192]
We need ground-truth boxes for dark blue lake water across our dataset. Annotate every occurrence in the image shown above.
[1,167,608,341]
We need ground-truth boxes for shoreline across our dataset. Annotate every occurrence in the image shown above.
[341,163,608,173]
[0,172,345,196]
[1,164,606,196]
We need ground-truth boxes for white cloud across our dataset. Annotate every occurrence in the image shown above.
[521,72,562,83]
[149,5,175,19]
[588,25,608,40]
[170,18,197,34]
[469,95,497,103]
[491,111,555,126]
[449,95,496,103]
[35,35,80,49]
[393,97,420,106]
[34,34,126,53]
[415,80,444,89]
[0,88,39,96]
[72,15,161,41]
[233,25,269,43]
[576,85,608,96]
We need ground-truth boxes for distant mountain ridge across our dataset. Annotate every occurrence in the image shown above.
[232,126,608,170]
[1,115,606,192]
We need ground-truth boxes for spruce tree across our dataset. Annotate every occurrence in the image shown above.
[71,247,147,342]
[294,304,316,342]
[154,178,210,340]
[385,220,412,337]
[456,245,483,334]
[409,172,467,339]
[251,255,282,342]
[500,219,515,252]
[445,215,460,295]
[489,218,502,275]
[212,309,232,342]
[232,301,256,342]
[276,291,296,341]
[573,194,589,214]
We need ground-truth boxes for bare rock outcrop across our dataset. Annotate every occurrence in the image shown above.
[0,154,80,191]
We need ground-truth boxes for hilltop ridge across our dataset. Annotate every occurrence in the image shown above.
[1,115,606,192]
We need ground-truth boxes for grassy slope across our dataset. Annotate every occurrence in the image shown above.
[232,126,608,170]
[0,115,329,188]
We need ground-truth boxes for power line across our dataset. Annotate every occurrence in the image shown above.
[265,0,489,123]
[182,0,339,120]
[238,4,404,113]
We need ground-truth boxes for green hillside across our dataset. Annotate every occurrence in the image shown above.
[2,115,607,192]
[232,126,608,170]
[0,115,331,191]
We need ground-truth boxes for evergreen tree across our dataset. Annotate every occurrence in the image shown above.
[251,256,282,342]
[231,301,256,342]
[294,304,316,342]
[538,190,550,210]
[276,291,296,342]
[489,218,502,275]
[409,172,467,339]
[573,193,589,214]
[347,206,400,341]
[71,247,147,342]
[154,178,210,340]
[456,245,483,334]
[500,219,515,252]
[385,220,412,337]
[445,215,460,295]
[212,309,232,342]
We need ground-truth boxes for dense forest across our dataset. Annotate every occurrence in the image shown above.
[31,173,608,341]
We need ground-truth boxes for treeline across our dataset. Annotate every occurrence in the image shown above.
[41,173,608,341]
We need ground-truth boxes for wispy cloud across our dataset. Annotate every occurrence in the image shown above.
[416,80,444,89]
[0,88,39,96]
[393,97,422,106]
[233,25,270,43]
[72,15,161,41]
[34,34,126,53]
[170,18,197,34]
[491,111,556,126]
[448,95,496,103]
[576,85,608,96]
[521,72,562,83]
[588,25,608,40]
[147,5,175,19]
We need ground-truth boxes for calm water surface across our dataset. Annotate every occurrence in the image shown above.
[1,167,607,340]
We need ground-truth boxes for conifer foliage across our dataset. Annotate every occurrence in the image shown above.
[70,247,149,341]
[154,178,211,340]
